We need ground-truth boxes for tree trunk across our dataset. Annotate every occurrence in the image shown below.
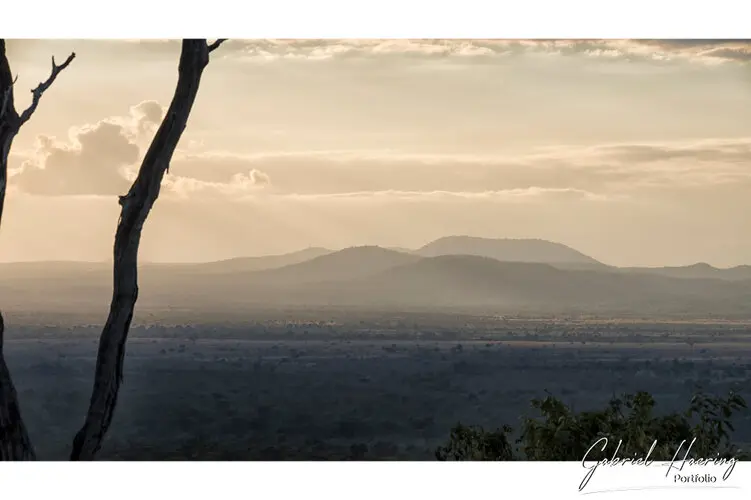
[70,39,222,461]
[0,39,36,461]
[0,314,36,460]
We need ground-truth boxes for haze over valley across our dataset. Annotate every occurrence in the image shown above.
[3,236,751,319]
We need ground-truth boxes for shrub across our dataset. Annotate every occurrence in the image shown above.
[436,390,748,461]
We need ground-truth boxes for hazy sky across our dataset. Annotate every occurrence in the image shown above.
[1,39,750,266]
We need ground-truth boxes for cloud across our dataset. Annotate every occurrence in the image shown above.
[242,169,271,186]
[13,124,137,196]
[636,40,751,60]
[4,136,750,267]
[586,140,751,164]
[217,39,751,66]
[163,168,272,199]
[160,137,751,201]
[10,100,750,204]
[36,39,749,68]
[131,100,164,135]
[11,101,164,196]
[263,187,616,204]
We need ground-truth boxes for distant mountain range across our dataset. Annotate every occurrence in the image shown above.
[1,236,750,317]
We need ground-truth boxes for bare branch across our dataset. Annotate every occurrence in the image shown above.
[207,39,227,53]
[17,52,75,127]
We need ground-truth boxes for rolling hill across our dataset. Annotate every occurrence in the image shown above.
[143,246,334,274]
[1,238,750,318]
[415,236,607,268]
[300,254,751,313]
[617,263,751,282]
[246,246,419,285]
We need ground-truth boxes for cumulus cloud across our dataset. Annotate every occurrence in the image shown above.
[11,101,164,196]
[13,124,137,196]
[241,169,271,186]
[163,168,272,199]
[131,100,164,136]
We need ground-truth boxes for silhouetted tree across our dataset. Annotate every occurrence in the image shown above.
[0,38,226,461]
[0,39,76,460]
[70,39,226,461]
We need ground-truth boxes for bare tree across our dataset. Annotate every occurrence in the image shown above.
[0,38,225,461]
[70,38,226,461]
[0,39,76,460]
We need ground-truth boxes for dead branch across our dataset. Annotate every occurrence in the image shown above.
[69,39,224,461]
[17,52,75,127]
[208,39,227,53]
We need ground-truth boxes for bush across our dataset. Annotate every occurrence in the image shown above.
[436,390,748,461]
[435,423,515,461]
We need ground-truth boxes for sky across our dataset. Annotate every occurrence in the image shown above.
[1,39,750,267]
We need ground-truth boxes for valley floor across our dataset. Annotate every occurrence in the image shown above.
[4,314,751,460]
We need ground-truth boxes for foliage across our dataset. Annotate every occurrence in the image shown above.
[435,424,515,461]
[436,390,748,461]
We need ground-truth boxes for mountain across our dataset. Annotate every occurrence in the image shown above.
[330,255,751,312]
[247,246,420,285]
[139,252,751,317]
[618,263,751,282]
[2,240,750,318]
[415,236,605,268]
[0,247,335,280]
[385,246,415,254]
[152,247,334,274]
[0,261,108,280]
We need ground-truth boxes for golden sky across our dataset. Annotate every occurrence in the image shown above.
[2,39,750,266]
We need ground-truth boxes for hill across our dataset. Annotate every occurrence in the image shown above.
[243,246,420,286]
[150,247,334,274]
[415,236,606,268]
[325,255,751,313]
[618,263,751,282]
[135,252,751,318]
[1,242,750,319]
